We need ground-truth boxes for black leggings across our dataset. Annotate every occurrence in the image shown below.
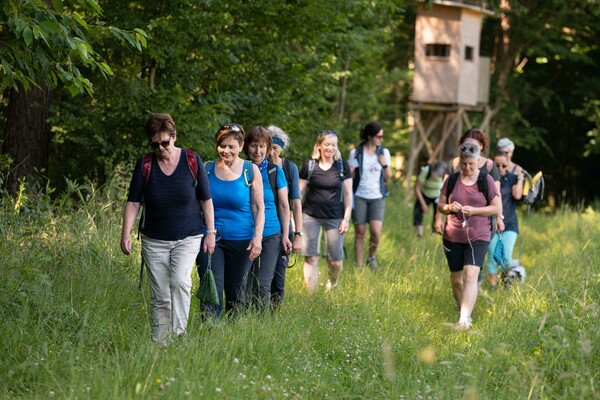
[197,238,253,318]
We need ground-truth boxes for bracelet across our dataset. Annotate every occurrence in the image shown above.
[206,229,217,234]
[381,164,388,169]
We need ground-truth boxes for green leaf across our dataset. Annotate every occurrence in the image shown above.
[40,21,61,34]
[68,83,81,97]
[72,13,88,29]
[52,0,63,12]
[23,27,33,46]
[135,32,147,49]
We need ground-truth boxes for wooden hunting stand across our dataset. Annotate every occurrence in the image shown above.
[405,0,494,192]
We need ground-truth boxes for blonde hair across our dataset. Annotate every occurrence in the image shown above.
[311,132,341,161]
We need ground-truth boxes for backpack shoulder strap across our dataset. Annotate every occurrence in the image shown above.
[476,171,489,204]
[141,153,153,188]
[446,171,460,198]
[282,158,293,188]
[307,159,316,181]
[338,159,344,180]
[205,159,216,175]
[184,148,199,187]
[243,160,254,186]
[267,161,279,207]
[425,164,432,180]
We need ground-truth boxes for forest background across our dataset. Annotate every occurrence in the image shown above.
[1,0,599,204]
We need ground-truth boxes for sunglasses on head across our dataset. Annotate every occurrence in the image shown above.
[150,140,171,149]
[321,130,338,136]
[459,144,479,153]
[219,123,243,133]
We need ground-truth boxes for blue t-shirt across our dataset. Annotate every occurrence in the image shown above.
[284,159,301,201]
[261,163,288,237]
[207,161,256,240]
[127,149,211,241]
[500,172,519,233]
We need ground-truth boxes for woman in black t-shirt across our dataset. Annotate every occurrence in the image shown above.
[299,131,352,293]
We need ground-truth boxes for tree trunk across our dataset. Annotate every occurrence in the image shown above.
[2,85,52,194]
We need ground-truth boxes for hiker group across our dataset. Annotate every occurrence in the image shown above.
[120,114,542,344]
[120,115,391,345]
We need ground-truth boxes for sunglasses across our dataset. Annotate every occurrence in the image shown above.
[459,144,479,153]
[218,123,243,133]
[375,134,384,139]
[321,130,338,136]
[495,163,508,168]
[150,140,171,149]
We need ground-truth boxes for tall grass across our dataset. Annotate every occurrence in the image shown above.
[1,180,598,399]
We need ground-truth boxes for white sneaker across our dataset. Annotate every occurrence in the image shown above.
[455,316,472,331]
[325,280,338,291]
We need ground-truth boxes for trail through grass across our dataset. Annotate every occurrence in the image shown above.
[1,184,599,399]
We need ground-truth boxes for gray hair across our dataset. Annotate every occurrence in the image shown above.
[266,125,290,150]
[497,137,515,152]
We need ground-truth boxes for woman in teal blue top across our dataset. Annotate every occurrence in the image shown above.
[244,126,291,313]
[196,124,264,318]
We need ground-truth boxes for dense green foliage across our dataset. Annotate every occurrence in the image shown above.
[1,181,599,398]
[1,0,599,201]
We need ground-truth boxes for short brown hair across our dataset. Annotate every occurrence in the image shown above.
[145,113,176,139]
[244,126,273,158]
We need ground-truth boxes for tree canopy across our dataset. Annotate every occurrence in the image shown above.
[1,0,599,204]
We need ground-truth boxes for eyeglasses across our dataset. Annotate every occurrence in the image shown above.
[495,163,508,169]
[150,140,171,149]
[321,130,338,136]
[459,144,479,153]
[218,123,243,133]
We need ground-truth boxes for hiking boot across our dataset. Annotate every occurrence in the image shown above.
[367,256,378,271]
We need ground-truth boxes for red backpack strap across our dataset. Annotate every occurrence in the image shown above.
[141,153,153,188]
[185,148,199,187]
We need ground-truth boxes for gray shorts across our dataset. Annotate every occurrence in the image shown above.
[301,213,345,261]
[352,196,386,224]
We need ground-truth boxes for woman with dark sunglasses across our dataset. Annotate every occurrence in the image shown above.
[299,130,353,293]
[196,124,264,319]
[120,113,215,346]
[243,126,292,313]
[485,151,524,288]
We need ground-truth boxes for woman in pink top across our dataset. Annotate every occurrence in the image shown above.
[437,143,501,330]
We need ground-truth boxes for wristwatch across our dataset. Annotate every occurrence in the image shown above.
[294,232,303,237]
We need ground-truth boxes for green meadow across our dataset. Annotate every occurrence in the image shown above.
[1,182,599,399]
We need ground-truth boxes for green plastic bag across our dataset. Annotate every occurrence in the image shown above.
[196,254,219,305]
